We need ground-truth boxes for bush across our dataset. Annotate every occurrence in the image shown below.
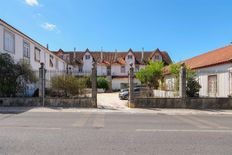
[51,75,86,97]
[97,77,109,90]
[0,53,37,97]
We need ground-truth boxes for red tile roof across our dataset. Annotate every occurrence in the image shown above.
[182,45,232,69]
[53,48,173,66]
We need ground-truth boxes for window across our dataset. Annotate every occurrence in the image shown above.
[128,55,133,59]
[4,30,15,53]
[85,55,91,60]
[135,65,140,72]
[79,65,83,72]
[55,58,59,69]
[107,66,111,76]
[34,47,40,62]
[121,66,126,73]
[208,75,217,97]
[23,41,30,58]
[49,55,54,67]
[155,55,160,60]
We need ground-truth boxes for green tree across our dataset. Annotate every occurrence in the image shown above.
[136,61,164,89]
[97,77,109,90]
[186,71,201,97]
[169,64,201,97]
[0,53,37,97]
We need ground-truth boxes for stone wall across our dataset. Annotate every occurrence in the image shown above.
[0,97,95,108]
[133,98,232,109]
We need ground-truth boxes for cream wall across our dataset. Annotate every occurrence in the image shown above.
[164,63,232,97]
[82,52,93,73]
[112,78,141,90]
[0,22,66,71]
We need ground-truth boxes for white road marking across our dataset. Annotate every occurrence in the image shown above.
[189,116,229,129]
[136,129,232,133]
[72,113,91,127]
[0,126,61,130]
[173,115,210,129]
[93,114,105,128]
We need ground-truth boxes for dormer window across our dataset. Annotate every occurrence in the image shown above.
[85,55,91,60]
[155,55,160,60]
[128,55,133,59]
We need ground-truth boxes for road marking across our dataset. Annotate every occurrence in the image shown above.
[93,114,105,128]
[136,129,232,133]
[173,115,210,129]
[0,126,61,130]
[72,113,91,127]
[188,116,229,129]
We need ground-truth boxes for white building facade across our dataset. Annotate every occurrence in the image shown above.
[164,45,232,97]
[54,48,173,90]
[0,19,67,71]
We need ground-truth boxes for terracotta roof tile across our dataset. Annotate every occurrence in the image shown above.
[183,45,232,69]
[53,49,173,65]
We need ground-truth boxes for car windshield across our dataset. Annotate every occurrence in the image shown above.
[121,89,128,92]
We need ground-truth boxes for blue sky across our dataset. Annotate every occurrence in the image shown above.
[1,0,232,62]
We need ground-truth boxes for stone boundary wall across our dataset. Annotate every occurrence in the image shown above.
[0,97,95,108]
[133,98,232,109]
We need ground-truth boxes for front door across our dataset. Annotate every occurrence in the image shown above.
[208,75,217,97]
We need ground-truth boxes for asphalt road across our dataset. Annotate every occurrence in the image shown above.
[0,111,232,155]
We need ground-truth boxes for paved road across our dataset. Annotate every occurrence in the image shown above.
[0,111,232,155]
[97,93,128,110]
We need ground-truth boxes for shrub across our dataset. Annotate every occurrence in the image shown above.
[97,77,109,90]
[0,53,37,97]
[51,75,86,97]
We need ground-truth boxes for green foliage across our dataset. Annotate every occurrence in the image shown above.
[51,75,86,97]
[0,53,37,97]
[136,61,164,89]
[186,72,201,97]
[169,64,201,97]
[97,77,109,90]
[85,76,92,88]
[169,64,181,92]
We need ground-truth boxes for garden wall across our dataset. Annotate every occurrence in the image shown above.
[133,97,232,109]
[0,97,95,108]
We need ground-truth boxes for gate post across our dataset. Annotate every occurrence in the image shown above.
[128,63,135,108]
[179,63,187,107]
[179,63,187,98]
[91,62,97,108]
[39,63,46,106]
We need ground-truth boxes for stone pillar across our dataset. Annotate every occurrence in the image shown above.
[128,64,135,108]
[39,63,46,106]
[91,62,97,108]
[179,63,187,98]
[106,76,112,93]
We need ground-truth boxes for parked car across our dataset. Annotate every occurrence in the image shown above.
[119,87,140,100]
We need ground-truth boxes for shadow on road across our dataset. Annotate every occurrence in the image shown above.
[0,107,35,114]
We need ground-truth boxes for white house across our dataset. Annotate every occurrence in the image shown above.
[0,19,67,71]
[54,48,173,90]
[165,45,232,97]
[0,19,68,95]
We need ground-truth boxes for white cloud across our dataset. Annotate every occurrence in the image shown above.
[41,23,57,31]
[25,0,39,6]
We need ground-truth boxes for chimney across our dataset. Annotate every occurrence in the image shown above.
[142,47,144,60]
[114,49,117,60]
[101,51,103,61]
[46,44,49,50]
[74,47,76,52]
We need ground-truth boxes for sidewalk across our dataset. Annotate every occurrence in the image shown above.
[1,107,232,115]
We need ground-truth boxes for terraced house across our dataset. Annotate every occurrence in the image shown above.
[53,48,173,90]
